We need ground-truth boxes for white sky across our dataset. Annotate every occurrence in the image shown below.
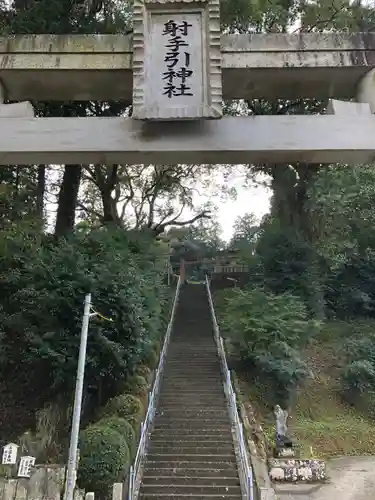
[215,180,271,241]
[189,168,272,241]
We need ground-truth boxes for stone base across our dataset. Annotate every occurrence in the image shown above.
[274,446,300,458]
[269,458,326,482]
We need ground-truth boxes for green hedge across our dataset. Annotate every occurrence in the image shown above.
[141,349,159,370]
[135,365,152,382]
[77,426,129,497]
[101,394,143,430]
[96,417,136,456]
[123,374,148,397]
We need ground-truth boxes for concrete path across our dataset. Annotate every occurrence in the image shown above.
[274,456,375,500]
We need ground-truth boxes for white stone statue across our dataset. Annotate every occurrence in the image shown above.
[274,405,289,437]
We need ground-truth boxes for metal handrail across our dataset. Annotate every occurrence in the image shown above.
[204,275,254,500]
[128,276,182,500]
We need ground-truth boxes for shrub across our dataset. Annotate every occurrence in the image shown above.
[123,374,149,397]
[135,365,152,382]
[218,286,312,405]
[342,360,375,395]
[152,340,161,355]
[77,426,129,497]
[101,394,143,430]
[96,417,136,456]
[340,333,375,415]
[141,349,159,370]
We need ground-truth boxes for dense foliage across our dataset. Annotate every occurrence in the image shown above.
[0,226,168,406]
[219,286,312,405]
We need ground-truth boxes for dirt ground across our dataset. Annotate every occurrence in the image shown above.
[275,456,375,500]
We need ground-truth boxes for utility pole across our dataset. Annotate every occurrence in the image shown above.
[64,293,92,500]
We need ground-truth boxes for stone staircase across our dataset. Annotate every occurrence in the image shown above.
[138,283,242,500]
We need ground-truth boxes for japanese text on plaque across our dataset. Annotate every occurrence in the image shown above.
[162,20,194,98]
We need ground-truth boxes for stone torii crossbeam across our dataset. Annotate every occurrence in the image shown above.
[1,0,375,165]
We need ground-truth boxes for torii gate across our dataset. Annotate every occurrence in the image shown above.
[1,0,375,165]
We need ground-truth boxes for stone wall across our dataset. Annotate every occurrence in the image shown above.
[0,465,86,500]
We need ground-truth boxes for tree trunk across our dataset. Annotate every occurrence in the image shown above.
[100,187,117,224]
[36,165,45,219]
[271,164,325,319]
[55,165,82,237]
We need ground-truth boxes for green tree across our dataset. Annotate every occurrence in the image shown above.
[0,226,168,412]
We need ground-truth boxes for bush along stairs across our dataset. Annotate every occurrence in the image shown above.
[138,283,244,500]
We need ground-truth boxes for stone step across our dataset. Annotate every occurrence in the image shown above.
[140,485,242,495]
[161,376,222,380]
[152,422,232,430]
[146,453,236,463]
[159,388,224,394]
[153,421,231,430]
[158,398,226,404]
[149,435,234,444]
[157,406,228,412]
[155,415,230,422]
[166,354,218,358]
[158,395,225,401]
[162,368,220,372]
[143,461,238,471]
[165,360,218,364]
[162,371,221,376]
[165,354,218,358]
[166,355,218,358]
[158,395,226,401]
[141,477,241,487]
[152,428,233,436]
[154,416,231,424]
[139,494,240,500]
[169,344,216,348]
[161,378,222,382]
[164,359,220,363]
[159,390,225,396]
[150,428,233,436]
[148,445,235,454]
[156,409,229,417]
[164,362,219,365]
[165,358,218,362]
[161,374,222,378]
[158,400,227,406]
[161,375,221,380]
[142,467,239,478]
[160,384,224,390]
[167,347,217,351]
[161,377,222,382]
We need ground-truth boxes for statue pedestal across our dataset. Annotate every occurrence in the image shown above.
[274,446,300,459]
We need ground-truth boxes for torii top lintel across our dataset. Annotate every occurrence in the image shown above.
[0,33,374,104]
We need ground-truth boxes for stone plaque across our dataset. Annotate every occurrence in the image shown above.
[132,0,222,120]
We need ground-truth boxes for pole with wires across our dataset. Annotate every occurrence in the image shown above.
[64,293,92,500]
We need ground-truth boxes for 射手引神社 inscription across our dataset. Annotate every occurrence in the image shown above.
[162,20,194,99]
